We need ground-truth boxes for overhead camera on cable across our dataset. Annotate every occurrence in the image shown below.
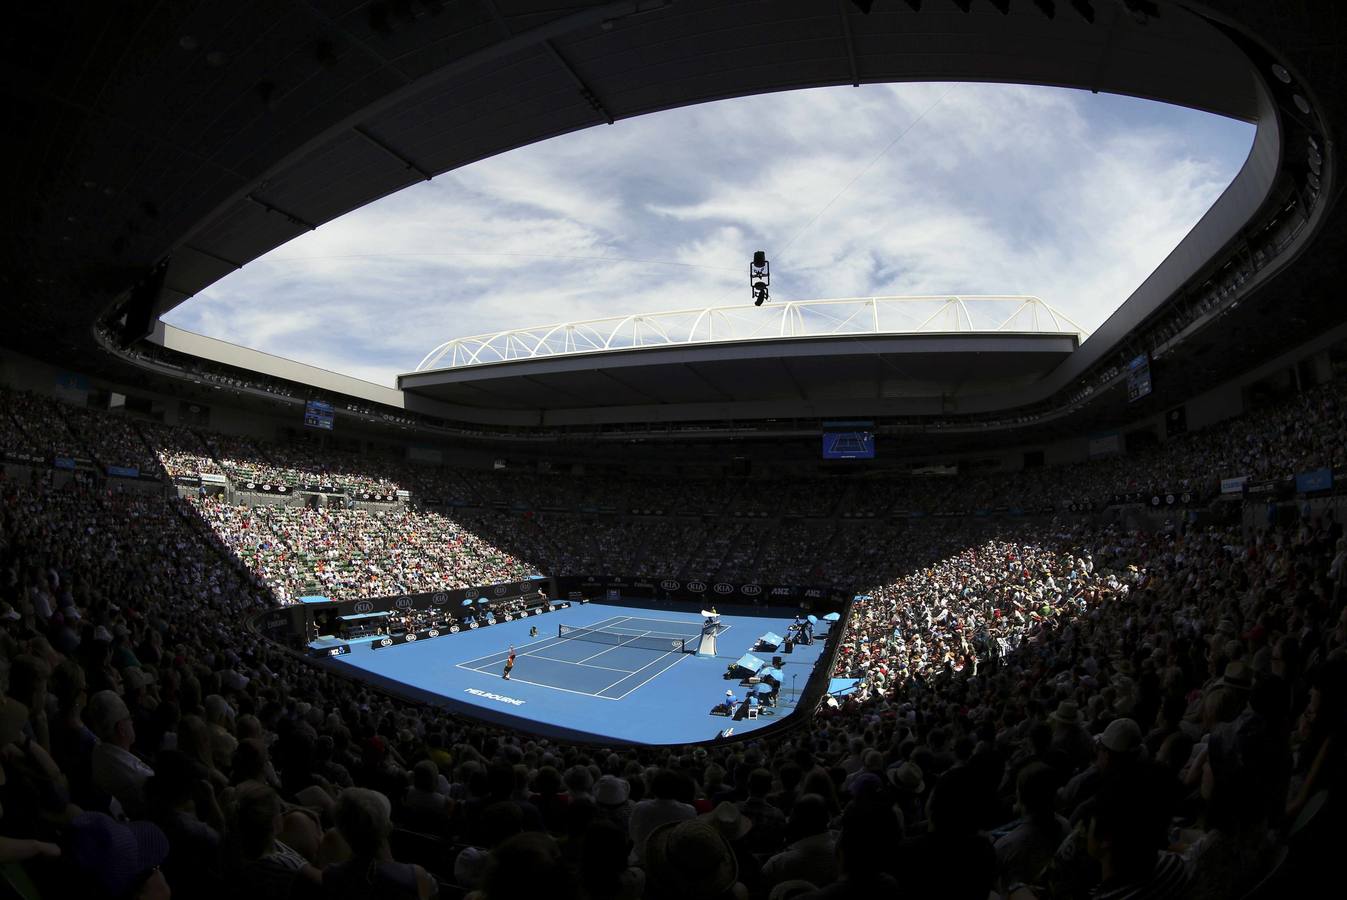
[750,250,771,306]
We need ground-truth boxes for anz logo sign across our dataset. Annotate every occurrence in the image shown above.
[713,583,734,595]
[687,581,707,593]
[353,601,375,614]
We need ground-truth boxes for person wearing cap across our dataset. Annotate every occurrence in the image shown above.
[643,818,746,900]
[68,811,171,900]
[592,774,634,834]
[1048,700,1093,772]
[87,689,155,818]
[1060,718,1143,823]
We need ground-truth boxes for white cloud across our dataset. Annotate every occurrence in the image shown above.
[165,82,1254,386]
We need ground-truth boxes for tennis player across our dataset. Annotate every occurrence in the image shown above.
[503,646,517,680]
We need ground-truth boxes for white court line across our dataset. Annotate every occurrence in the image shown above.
[514,653,635,674]
[603,646,694,699]
[452,663,622,700]
[456,614,630,668]
[575,630,654,664]
[600,622,738,700]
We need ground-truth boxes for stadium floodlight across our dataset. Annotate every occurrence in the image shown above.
[750,251,771,307]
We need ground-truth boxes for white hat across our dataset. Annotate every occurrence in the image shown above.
[594,775,630,806]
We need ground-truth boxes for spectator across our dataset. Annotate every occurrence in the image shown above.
[87,690,155,817]
[322,787,437,899]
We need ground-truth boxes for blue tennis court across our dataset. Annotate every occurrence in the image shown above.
[455,614,723,700]
[318,602,828,745]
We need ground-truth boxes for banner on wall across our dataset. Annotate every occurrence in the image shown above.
[1295,467,1333,494]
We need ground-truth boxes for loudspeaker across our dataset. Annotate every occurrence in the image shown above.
[119,259,171,345]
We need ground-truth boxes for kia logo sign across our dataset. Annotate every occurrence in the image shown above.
[353,601,374,614]
[405,633,417,641]
[504,614,513,621]
[427,629,440,638]
[449,625,460,634]
[394,597,412,608]
[469,622,479,629]
[494,586,506,596]
[246,482,256,490]
[466,590,478,600]
[432,593,448,606]
[687,581,707,593]
[518,583,529,591]
[713,583,733,595]
[742,585,762,596]
[379,638,393,647]
[661,580,680,591]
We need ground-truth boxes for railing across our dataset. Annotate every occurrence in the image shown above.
[415,295,1085,371]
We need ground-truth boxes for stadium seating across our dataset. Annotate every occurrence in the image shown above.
[0,374,1343,900]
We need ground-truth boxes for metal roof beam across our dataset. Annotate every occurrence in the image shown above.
[544,40,614,125]
[353,125,433,181]
[837,0,862,87]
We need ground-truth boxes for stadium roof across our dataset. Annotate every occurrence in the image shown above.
[400,296,1081,423]
[5,1,1344,438]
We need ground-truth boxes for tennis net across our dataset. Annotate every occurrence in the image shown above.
[558,624,692,653]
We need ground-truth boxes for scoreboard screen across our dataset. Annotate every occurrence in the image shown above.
[304,399,335,430]
[822,421,875,459]
[1126,353,1152,402]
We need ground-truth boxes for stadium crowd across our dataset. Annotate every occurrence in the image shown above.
[0,374,1344,899]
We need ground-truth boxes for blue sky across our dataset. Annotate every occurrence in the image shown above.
[165,82,1254,386]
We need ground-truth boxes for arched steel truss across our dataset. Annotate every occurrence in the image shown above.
[414,295,1085,371]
